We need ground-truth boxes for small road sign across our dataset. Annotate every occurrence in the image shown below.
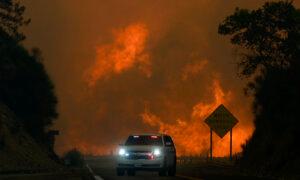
[204,104,239,160]
[205,104,238,138]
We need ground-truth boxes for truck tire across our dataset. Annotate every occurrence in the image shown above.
[158,169,166,176]
[168,164,176,176]
[116,168,125,176]
[168,156,176,176]
[127,169,136,176]
[158,157,167,176]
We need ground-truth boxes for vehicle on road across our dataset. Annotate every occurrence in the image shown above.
[116,134,176,176]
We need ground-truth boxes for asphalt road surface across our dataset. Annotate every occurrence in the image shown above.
[0,156,272,180]
[86,156,201,180]
[86,156,274,180]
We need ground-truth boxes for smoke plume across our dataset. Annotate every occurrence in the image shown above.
[23,0,294,156]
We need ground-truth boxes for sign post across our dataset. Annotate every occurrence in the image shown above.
[230,129,232,160]
[204,104,238,160]
[210,128,212,160]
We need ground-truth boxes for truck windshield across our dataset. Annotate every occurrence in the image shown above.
[125,135,163,146]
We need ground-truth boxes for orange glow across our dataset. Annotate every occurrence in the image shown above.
[181,59,208,80]
[57,22,254,157]
[85,23,151,87]
[141,79,253,157]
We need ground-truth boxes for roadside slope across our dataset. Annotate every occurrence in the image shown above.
[0,103,60,173]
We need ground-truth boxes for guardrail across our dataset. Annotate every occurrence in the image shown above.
[177,155,240,166]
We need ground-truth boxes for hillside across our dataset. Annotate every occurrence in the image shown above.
[0,103,61,173]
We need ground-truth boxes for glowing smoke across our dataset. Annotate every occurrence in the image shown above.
[85,23,151,87]
[181,59,208,81]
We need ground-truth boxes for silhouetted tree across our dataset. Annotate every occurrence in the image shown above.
[0,0,30,41]
[0,0,58,145]
[219,1,300,178]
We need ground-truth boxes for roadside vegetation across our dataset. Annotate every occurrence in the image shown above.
[0,104,60,173]
[0,0,58,150]
[0,0,59,173]
[63,149,85,168]
[219,1,300,179]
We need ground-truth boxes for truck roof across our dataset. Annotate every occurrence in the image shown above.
[129,133,167,136]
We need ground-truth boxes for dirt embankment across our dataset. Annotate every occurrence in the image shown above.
[0,104,60,173]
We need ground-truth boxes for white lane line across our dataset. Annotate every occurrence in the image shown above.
[94,175,104,180]
[86,164,104,180]
[176,174,204,180]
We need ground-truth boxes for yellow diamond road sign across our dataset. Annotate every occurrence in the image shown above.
[205,104,238,138]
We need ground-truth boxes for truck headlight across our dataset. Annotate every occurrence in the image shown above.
[119,148,126,156]
[153,148,161,156]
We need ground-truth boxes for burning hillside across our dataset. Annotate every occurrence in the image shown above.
[50,11,253,156]
[61,21,255,157]
[141,79,253,157]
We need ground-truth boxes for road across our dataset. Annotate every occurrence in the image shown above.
[86,156,201,180]
[86,156,274,180]
[0,156,272,180]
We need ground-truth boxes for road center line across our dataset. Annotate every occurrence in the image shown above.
[86,164,104,180]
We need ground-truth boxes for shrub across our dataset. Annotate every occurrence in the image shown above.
[63,149,85,167]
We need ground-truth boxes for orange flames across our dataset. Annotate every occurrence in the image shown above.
[60,78,253,157]
[85,23,151,87]
[71,23,254,157]
[141,79,253,157]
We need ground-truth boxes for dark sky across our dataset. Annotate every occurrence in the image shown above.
[22,0,300,156]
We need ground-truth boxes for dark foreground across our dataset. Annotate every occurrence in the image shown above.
[86,156,273,180]
[0,156,274,180]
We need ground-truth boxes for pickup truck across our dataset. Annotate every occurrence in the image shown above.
[116,134,176,176]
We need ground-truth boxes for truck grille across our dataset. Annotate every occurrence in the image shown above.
[125,151,152,160]
[127,154,149,160]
